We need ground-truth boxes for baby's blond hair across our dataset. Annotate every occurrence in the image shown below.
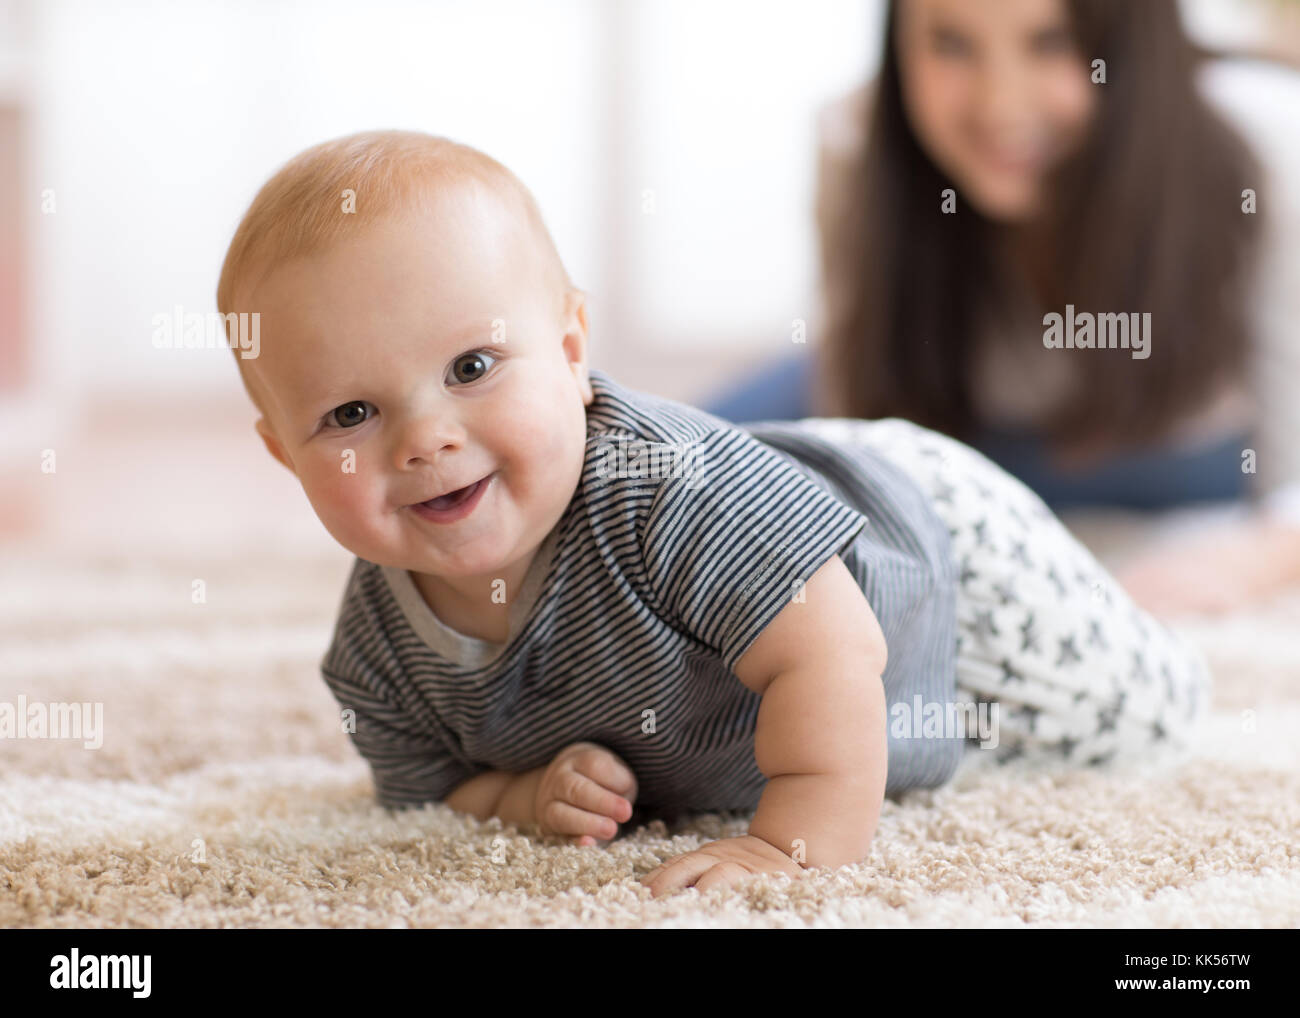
[216,129,574,415]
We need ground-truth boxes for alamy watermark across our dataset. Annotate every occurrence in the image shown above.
[889,695,999,748]
[50,950,150,997]
[593,437,705,490]
[152,304,260,359]
[1043,304,1150,360]
[0,696,103,749]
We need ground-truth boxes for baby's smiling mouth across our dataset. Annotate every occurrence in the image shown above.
[408,473,492,511]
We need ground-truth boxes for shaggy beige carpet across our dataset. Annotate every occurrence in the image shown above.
[3,510,1299,929]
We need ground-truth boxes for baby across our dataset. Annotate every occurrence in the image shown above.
[216,130,1212,899]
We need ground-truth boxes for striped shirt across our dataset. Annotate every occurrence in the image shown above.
[319,368,962,816]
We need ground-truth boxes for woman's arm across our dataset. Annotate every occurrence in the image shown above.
[699,352,814,423]
[1116,515,1300,615]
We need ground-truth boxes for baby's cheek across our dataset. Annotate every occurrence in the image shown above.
[512,383,583,487]
[301,459,382,545]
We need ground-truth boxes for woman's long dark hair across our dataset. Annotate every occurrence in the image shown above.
[817,0,1265,464]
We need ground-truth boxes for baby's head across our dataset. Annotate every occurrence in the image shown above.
[217,130,594,584]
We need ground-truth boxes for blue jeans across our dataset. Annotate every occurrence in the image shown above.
[700,353,1249,511]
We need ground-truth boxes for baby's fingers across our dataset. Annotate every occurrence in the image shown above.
[562,769,634,825]
[574,752,639,805]
[540,798,621,842]
[641,852,719,898]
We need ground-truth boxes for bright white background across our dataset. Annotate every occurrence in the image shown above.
[0,0,1286,452]
[3,0,878,429]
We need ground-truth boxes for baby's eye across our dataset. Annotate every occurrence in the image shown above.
[447,350,498,385]
[326,400,375,429]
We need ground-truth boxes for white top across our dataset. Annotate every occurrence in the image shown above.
[814,58,1300,523]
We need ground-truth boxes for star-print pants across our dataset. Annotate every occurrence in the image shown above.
[798,417,1213,770]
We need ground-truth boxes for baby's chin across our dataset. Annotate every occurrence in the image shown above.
[403,552,512,580]
[340,542,501,577]
[334,527,518,579]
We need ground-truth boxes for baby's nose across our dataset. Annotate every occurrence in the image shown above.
[393,412,467,469]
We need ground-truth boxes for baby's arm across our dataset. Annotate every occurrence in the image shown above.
[445,744,637,845]
[734,554,889,868]
[444,767,546,825]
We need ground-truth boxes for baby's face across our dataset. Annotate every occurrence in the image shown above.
[245,185,593,584]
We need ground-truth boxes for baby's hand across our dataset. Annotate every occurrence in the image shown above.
[639,835,806,898]
[534,742,638,847]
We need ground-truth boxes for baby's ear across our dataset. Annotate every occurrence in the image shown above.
[560,289,593,405]
[254,417,295,473]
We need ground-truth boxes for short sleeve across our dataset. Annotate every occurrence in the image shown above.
[320,567,479,810]
[321,665,479,810]
[640,425,869,672]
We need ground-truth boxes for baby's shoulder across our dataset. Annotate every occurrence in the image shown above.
[582,369,745,497]
[321,558,402,663]
[585,368,720,447]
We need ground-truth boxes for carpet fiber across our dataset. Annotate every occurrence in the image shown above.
[3,513,1299,928]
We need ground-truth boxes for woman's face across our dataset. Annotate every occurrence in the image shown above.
[895,0,1096,221]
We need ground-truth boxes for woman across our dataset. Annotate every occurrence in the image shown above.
[703,0,1300,616]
